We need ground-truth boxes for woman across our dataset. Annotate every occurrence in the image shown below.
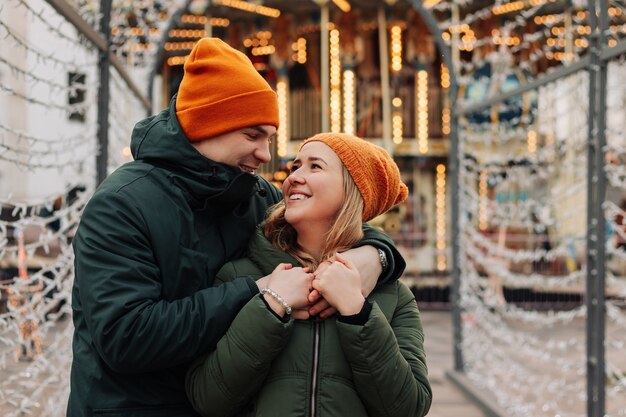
[186,133,432,417]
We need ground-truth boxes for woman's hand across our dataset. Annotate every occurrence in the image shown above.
[263,263,314,316]
[311,253,365,316]
[337,246,380,297]
[307,260,335,318]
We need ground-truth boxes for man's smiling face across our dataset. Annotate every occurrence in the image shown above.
[191,125,276,174]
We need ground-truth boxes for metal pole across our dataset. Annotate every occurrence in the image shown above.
[96,0,111,185]
[409,0,463,372]
[448,75,462,373]
[585,0,607,416]
[377,5,392,152]
[320,2,330,132]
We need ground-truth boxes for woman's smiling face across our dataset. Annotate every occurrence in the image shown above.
[282,141,345,231]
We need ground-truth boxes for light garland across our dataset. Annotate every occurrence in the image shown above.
[342,70,356,135]
[478,170,489,230]
[212,0,280,18]
[416,70,429,154]
[0,1,157,413]
[177,15,230,27]
[441,64,451,136]
[331,0,351,13]
[13,0,97,48]
[436,164,447,271]
[390,25,402,72]
[391,97,402,144]
[0,20,97,70]
[329,29,342,133]
[458,46,626,417]
[0,2,624,416]
[291,37,307,64]
[276,78,289,158]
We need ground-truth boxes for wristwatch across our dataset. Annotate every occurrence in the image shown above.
[377,248,388,272]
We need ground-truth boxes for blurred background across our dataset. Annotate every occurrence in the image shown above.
[0,0,625,416]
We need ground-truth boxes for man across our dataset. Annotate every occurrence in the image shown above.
[68,38,405,416]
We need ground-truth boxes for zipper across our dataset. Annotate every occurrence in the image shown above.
[310,320,321,417]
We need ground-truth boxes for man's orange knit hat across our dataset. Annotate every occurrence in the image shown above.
[175,38,279,141]
[300,133,409,222]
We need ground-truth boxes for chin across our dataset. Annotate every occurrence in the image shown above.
[284,211,302,228]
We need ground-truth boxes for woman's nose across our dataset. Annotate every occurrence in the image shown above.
[287,170,305,184]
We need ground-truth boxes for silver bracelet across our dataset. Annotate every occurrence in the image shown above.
[377,248,388,271]
[260,287,292,315]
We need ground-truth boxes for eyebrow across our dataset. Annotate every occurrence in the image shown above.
[293,156,328,166]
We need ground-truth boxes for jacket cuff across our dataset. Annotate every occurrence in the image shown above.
[259,294,290,323]
[337,300,372,325]
[241,276,260,295]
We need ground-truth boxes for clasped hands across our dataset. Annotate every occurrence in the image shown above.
[261,253,366,319]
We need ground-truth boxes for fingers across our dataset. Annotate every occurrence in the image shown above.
[273,262,293,272]
[291,309,310,320]
[319,306,338,319]
[334,252,355,270]
[312,260,331,276]
[308,289,321,303]
[309,298,330,317]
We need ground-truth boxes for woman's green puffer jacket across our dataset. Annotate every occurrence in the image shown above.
[186,229,432,417]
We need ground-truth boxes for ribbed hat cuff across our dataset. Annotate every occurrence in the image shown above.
[176,89,279,142]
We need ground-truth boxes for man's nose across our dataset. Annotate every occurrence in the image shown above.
[255,141,272,163]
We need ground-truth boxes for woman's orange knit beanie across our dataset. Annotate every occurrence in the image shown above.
[175,38,279,142]
[300,133,409,222]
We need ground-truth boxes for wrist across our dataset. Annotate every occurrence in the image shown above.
[338,295,366,316]
[263,294,287,316]
[261,287,292,316]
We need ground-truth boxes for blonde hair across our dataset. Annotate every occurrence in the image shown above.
[263,164,364,270]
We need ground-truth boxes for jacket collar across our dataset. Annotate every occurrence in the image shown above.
[130,96,259,209]
[247,227,299,275]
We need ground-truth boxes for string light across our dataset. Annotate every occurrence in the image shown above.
[212,0,280,18]
[0,1,164,413]
[422,0,443,8]
[178,15,230,27]
[415,70,429,154]
[1,1,625,416]
[291,37,307,64]
[342,70,356,135]
[276,79,289,158]
[392,97,403,144]
[441,64,451,136]
[390,25,403,72]
[478,171,489,230]
[436,164,447,271]
[164,41,197,51]
[167,55,188,66]
[458,61,626,416]
[329,29,342,133]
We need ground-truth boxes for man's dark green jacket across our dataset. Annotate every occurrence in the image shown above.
[68,97,405,416]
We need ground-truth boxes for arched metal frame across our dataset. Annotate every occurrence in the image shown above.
[144,0,465,372]
[48,0,618,414]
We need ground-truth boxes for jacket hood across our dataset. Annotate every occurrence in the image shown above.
[130,96,260,209]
